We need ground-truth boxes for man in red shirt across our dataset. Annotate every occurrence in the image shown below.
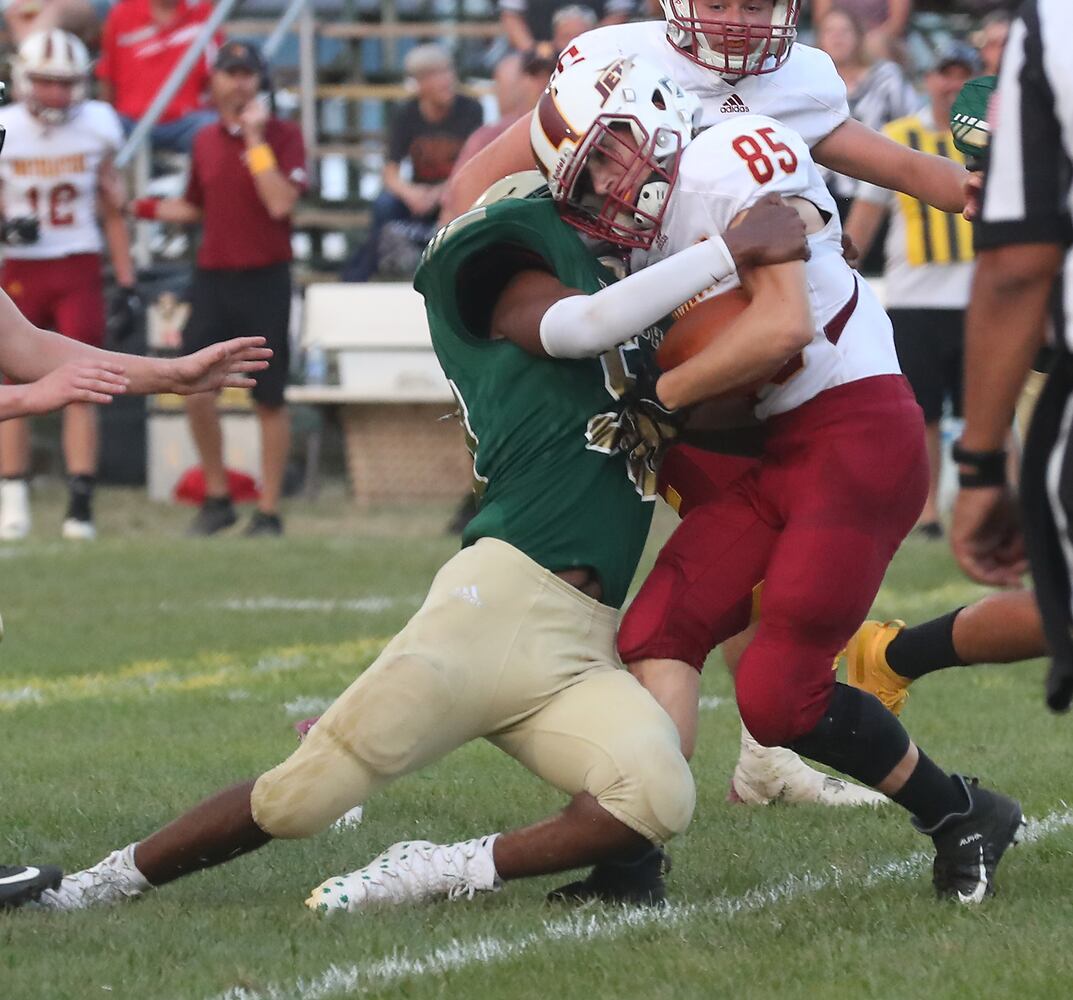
[133,41,307,536]
[97,0,220,153]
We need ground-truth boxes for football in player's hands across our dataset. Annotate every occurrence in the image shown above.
[656,288,751,371]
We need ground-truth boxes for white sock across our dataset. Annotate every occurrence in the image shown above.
[113,842,152,893]
[468,833,501,890]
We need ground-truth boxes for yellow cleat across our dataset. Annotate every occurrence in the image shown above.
[844,619,911,715]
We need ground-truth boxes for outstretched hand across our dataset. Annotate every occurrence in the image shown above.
[950,485,1028,587]
[22,361,130,414]
[725,194,811,270]
[166,337,273,395]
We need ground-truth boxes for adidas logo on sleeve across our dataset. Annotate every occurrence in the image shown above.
[720,95,750,113]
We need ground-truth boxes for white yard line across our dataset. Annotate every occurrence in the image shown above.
[210,809,1073,1000]
[698,696,726,711]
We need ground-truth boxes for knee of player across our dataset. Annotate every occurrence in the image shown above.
[735,676,800,748]
[594,734,695,843]
[250,766,339,840]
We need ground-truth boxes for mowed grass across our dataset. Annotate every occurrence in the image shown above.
[3,484,1073,1000]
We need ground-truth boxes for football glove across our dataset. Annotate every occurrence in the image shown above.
[0,216,39,246]
[107,286,144,345]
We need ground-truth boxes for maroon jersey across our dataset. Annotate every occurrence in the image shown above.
[186,118,307,270]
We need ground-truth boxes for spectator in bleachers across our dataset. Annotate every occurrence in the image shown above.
[450,47,557,180]
[974,9,1011,76]
[811,0,912,61]
[552,5,598,54]
[816,5,919,217]
[2,0,98,48]
[131,41,307,537]
[342,45,482,283]
[97,0,221,154]
[499,0,634,53]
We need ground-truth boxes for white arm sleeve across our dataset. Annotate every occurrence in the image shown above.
[538,236,737,359]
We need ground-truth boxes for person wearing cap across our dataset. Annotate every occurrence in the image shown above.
[131,41,307,537]
[341,44,482,282]
[97,0,222,154]
[843,40,981,539]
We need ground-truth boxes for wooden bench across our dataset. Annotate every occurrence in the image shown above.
[287,282,472,505]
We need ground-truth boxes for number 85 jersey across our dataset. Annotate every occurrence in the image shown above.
[635,114,900,420]
[0,100,123,260]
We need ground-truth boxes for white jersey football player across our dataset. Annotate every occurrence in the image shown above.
[0,29,137,542]
[532,54,1024,907]
[444,1,970,223]
[444,0,969,808]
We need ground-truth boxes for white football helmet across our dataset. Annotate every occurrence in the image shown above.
[659,0,800,77]
[15,29,91,125]
[531,55,700,249]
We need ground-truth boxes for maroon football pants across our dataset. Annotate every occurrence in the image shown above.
[619,375,928,747]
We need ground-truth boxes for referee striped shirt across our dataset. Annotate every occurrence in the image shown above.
[976,0,1073,351]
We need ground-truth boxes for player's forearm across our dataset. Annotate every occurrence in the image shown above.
[0,384,33,421]
[103,210,137,288]
[539,238,739,358]
[440,114,535,223]
[959,244,1061,453]
[657,264,813,410]
[814,120,968,214]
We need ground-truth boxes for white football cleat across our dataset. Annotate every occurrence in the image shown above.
[730,724,888,807]
[0,479,31,541]
[306,836,499,913]
[35,845,149,911]
[61,517,97,541]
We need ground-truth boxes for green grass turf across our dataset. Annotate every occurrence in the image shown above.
[3,485,1073,1000]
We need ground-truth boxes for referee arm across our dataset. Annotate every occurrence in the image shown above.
[952,0,1070,585]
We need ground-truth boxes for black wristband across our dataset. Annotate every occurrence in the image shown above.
[952,439,1007,489]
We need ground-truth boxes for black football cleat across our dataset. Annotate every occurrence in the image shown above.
[914,775,1026,903]
[0,864,63,908]
[186,497,237,537]
[547,847,670,907]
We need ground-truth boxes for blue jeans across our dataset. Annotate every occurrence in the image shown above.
[120,110,219,154]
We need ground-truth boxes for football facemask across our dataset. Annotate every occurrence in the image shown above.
[532,56,699,250]
[659,0,801,77]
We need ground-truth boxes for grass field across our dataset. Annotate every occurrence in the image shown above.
[3,484,1073,1000]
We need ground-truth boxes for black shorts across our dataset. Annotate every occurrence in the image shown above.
[1021,352,1073,712]
[889,307,964,423]
[182,262,291,406]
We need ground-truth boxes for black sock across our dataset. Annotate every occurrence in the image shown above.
[885,609,966,680]
[204,494,233,509]
[891,750,968,829]
[66,474,95,522]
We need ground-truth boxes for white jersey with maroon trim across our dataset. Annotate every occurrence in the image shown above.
[0,100,123,260]
[634,114,900,420]
[555,20,850,147]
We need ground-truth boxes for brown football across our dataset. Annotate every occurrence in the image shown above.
[656,287,752,370]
